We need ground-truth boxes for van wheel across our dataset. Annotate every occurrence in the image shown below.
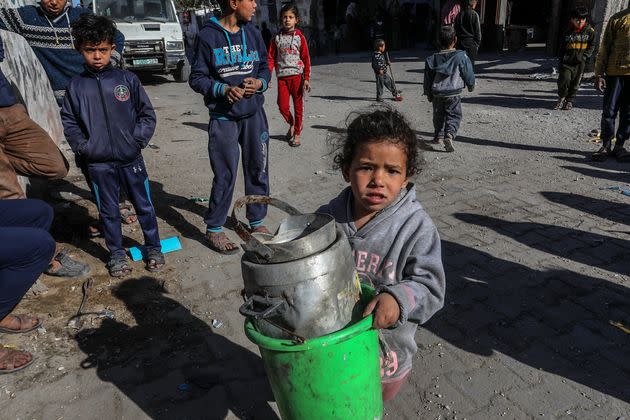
[173,58,191,82]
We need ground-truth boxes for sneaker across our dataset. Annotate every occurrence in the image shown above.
[443,134,455,152]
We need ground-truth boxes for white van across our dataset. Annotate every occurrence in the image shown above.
[93,0,190,82]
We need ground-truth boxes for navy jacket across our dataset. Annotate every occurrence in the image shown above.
[0,36,17,107]
[61,65,156,164]
[189,17,270,120]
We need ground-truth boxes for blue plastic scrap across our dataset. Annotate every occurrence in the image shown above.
[128,236,182,261]
[600,185,630,196]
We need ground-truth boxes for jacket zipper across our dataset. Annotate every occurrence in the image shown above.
[95,74,117,161]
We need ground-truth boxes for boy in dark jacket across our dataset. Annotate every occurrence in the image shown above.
[61,15,164,277]
[424,26,475,152]
[454,0,481,65]
[554,7,596,111]
[189,0,271,254]
[372,39,402,102]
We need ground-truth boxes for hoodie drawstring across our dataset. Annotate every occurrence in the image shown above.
[210,17,248,64]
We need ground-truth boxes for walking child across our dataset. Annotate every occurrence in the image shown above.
[423,26,475,152]
[61,14,164,277]
[268,3,311,147]
[372,39,402,102]
[318,107,446,401]
[189,0,271,254]
[554,7,595,111]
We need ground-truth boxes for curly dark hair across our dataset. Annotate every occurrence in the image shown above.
[331,106,421,177]
[280,3,300,20]
[71,14,116,48]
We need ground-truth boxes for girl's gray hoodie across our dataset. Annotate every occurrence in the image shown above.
[317,184,446,381]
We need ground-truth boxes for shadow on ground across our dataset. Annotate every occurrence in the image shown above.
[426,238,630,402]
[75,276,277,419]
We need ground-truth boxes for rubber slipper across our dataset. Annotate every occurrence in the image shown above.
[0,347,34,374]
[120,207,137,225]
[289,138,301,147]
[0,314,41,334]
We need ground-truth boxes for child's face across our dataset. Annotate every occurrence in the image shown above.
[344,140,408,222]
[377,44,385,53]
[571,17,586,28]
[281,10,298,31]
[233,0,257,22]
[79,41,115,70]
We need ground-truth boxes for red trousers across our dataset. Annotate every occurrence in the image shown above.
[276,75,304,135]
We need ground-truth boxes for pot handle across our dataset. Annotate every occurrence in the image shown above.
[231,195,302,261]
[239,295,286,320]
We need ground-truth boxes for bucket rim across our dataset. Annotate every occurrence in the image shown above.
[244,284,375,352]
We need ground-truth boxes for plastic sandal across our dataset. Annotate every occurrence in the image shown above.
[145,249,165,272]
[0,314,41,334]
[206,231,239,255]
[107,256,132,277]
[0,347,33,374]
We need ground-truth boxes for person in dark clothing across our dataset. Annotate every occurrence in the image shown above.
[454,0,481,65]
[554,7,596,111]
[61,15,164,277]
[372,39,402,102]
[424,26,475,152]
[0,199,56,374]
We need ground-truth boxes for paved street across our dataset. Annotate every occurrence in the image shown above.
[1,47,629,419]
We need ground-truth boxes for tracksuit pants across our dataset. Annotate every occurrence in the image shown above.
[88,156,160,259]
[433,95,463,139]
[0,199,56,319]
[558,62,586,101]
[205,109,269,230]
[601,76,630,147]
[0,104,68,199]
[376,73,398,99]
[277,75,305,136]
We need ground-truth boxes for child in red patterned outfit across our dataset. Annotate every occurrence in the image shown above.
[268,3,311,147]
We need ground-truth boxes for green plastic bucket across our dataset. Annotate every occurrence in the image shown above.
[244,285,382,420]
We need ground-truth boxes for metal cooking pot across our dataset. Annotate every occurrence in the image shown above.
[233,196,361,340]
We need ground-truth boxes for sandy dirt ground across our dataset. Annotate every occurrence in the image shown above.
[1,46,629,419]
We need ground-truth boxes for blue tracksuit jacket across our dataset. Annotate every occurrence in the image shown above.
[60,64,160,259]
[189,17,270,120]
[61,64,156,164]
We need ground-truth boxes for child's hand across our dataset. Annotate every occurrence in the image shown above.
[226,86,245,103]
[242,77,262,97]
[303,79,311,93]
[363,292,400,329]
[595,76,606,92]
[379,70,384,75]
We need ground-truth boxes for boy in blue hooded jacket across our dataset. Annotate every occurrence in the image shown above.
[61,15,164,277]
[424,25,475,153]
[189,0,271,254]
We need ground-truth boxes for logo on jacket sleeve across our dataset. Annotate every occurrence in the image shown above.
[114,85,131,102]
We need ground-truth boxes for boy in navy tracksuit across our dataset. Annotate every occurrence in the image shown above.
[61,15,164,277]
[189,0,271,254]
